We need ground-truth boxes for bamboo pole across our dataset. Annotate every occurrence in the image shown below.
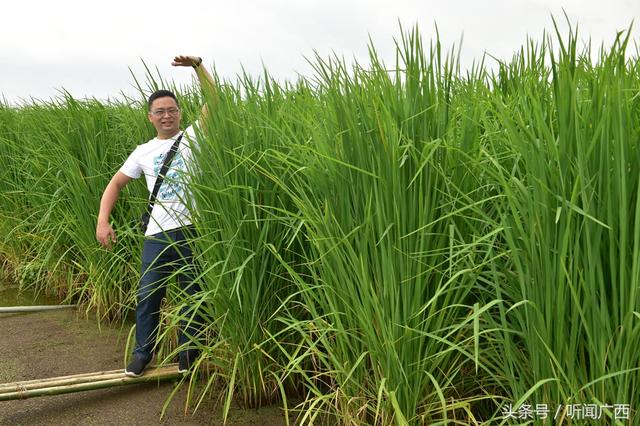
[0,368,125,391]
[0,305,77,313]
[0,364,183,401]
[0,370,125,394]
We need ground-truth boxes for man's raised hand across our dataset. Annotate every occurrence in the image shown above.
[172,55,202,67]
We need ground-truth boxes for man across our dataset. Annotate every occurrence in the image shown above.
[96,55,216,377]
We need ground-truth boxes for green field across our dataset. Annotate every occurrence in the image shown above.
[1,25,638,425]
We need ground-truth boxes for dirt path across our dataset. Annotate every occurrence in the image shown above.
[0,309,288,426]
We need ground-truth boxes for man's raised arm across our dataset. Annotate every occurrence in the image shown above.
[172,55,218,124]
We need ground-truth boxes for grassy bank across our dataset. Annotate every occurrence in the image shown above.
[0,24,638,424]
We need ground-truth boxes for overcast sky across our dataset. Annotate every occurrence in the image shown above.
[1,0,638,104]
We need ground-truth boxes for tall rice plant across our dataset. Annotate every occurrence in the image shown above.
[484,23,640,424]
[242,30,509,424]
[180,72,311,412]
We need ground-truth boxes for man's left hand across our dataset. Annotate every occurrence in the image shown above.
[172,55,201,67]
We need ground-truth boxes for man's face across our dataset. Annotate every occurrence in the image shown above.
[148,96,181,138]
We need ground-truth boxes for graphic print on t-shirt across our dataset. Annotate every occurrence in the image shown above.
[153,150,186,201]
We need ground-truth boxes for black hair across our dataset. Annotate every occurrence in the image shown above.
[147,90,179,110]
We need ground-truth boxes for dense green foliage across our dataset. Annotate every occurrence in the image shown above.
[1,25,638,425]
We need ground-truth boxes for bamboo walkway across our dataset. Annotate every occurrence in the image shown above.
[0,364,183,401]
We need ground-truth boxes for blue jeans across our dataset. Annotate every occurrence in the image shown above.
[133,226,201,362]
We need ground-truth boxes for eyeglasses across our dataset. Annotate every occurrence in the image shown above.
[150,108,180,117]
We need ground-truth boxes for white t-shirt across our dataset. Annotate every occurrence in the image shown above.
[120,124,198,236]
